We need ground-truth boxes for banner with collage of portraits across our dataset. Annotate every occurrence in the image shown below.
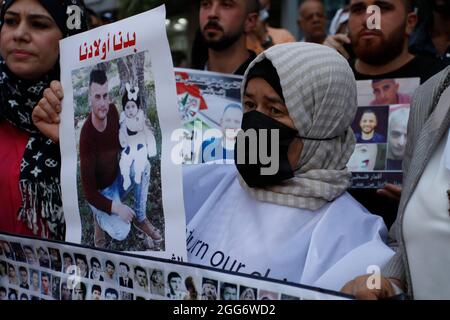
[175,68,243,164]
[58,6,186,259]
[348,78,420,188]
[0,232,349,301]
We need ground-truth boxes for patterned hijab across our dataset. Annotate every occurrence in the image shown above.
[0,0,87,239]
[239,42,358,210]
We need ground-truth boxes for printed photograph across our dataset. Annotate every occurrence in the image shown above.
[356,78,420,106]
[1,241,14,260]
[36,246,50,268]
[29,269,40,293]
[351,106,389,144]
[347,144,387,172]
[9,242,26,262]
[22,245,39,266]
[200,277,218,300]
[239,285,257,300]
[103,259,118,284]
[149,268,164,296]
[166,271,188,300]
[118,261,133,288]
[387,105,410,170]
[258,289,279,300]
[220,282,238,300]
[48,247,62,272]
[133,265,149,292]
[71,51,164,252]
[175,69,243,164]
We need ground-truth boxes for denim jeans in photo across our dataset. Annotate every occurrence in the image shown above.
[89,160,151,241]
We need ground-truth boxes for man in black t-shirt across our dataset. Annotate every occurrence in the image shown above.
[325,0,446,83]
[194,0,259,75]
[325,0,447,226]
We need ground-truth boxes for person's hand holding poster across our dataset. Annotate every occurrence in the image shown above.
[58,6,186,260]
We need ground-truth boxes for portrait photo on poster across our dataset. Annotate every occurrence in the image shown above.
[175,69,243,164]
[356,77,420,106]
[71,51,164,253]
[347,143,387,172]
[387,104,410,170]
[351,106,389,144]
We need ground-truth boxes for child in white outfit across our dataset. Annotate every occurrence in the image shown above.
[119,83,157,190]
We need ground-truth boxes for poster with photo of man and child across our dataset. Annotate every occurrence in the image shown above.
[58,6,186,259]
[348,77,420,188]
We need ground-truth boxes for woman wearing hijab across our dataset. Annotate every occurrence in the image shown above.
[184,43,394,291]
[0,0,87,240]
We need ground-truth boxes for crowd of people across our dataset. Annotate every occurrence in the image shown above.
[0,0,449,300]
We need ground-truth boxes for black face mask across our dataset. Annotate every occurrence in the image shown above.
[234,111,299,188]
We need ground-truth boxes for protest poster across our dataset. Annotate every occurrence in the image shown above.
[58,6,186,259]
[348,78,420,188]
[0,232,351,300]
[174,68,243,164]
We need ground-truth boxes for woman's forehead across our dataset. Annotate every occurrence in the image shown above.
[7,0,52,18]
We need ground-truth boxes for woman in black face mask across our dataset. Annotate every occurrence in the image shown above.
[184,42,394,292]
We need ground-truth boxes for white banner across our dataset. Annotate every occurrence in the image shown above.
[0,232,350,300]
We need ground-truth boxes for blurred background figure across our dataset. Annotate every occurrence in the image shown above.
[172,50,189,68]
[246,0,296,54]
[297,0,328,43]
[85,6,102,29]
[194,0,259,75]
[409,0,450,64]
[101,10,116,25]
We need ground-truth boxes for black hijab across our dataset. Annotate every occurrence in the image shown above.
[0,0,88,240]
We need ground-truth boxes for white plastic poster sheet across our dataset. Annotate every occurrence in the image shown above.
[349,77,420,188]
[58,6,186,260]
[0,233,350,300]
[174,68,243,164]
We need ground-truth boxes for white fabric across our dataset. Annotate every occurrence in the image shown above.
[184,164,394,291]
[119,110,156,189]
[403,128,450,299]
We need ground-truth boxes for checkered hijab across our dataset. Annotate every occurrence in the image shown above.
[239,42,357,210]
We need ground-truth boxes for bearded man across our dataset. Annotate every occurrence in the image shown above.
[197,0,259,75]
[324,0,447,228]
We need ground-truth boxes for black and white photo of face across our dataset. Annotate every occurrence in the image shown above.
[91,258,103,281]
[30,270,40,292]
[49,248,62,272]
[19,267,29,288]
[105,288,118,300]
[134,267,148,290]
[8,263,18,285]
[61,281,72,300]
[37,247,50,268]
[23,246,38,265]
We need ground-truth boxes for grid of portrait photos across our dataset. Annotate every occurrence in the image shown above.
[175,68,243,164]
[0,233,349,300]
[348,78,420,188]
